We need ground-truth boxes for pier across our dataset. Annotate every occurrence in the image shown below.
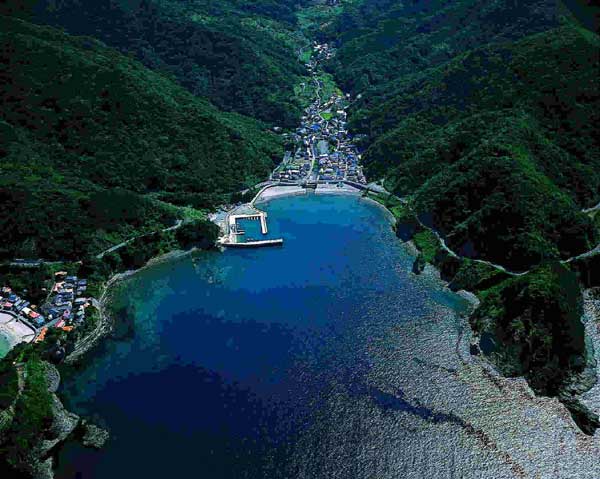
[219,204,283,248]
[228,212,268,235]
[223,238,283,248]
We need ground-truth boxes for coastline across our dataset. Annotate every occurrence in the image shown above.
[0,312,35,357]
[405,233,600,433]
[262,186,480,308]
[580,289,600,416]
[257,185,473,302]
[359,195,397,226]
[4,249,204,478]
[65,248,200,365]
[339,188,600,432]
[253,184,362,205]
[66,187,448,366]
[253,184,399,222]
[41,191,600,477]
[67,187,600,434]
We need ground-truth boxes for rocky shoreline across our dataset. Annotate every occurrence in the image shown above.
[401,224,600,436]
[16,248,205,479]
[10,362,107,479]
[358,189,600,436]
[576,288,600,429]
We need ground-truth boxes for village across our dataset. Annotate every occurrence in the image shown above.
[1,43,365,350]
[212,41,368,248]
[271,42,367,187]
[0,271,92,354]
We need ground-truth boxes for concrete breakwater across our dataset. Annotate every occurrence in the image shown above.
[217,202,284,248]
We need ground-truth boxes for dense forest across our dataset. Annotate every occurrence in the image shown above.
[29,0,309,127]
[0,14,282,261]
[362,24,600,270]
[329,1,561,92]
[322,0,600,425]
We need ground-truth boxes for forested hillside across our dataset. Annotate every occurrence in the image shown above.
[325,0,600,272]
[323,0,600,427]
[29,0,308,127]
[330,0,561,94]
[0,14,281,261]
[360,26,600,270]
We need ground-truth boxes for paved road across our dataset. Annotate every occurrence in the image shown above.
[5,260,66,268]
[366,182,389,195]
[365,186,600,277]
[565,244,600,263]
[582,201,600,214]
[95,220,183,259]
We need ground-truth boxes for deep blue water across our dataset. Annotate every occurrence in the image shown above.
[55,195,467,479]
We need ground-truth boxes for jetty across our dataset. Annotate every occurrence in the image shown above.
[224,239,283,248]
[218,204,283,248]
[228,211,268,235]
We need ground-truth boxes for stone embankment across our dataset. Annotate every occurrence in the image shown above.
[6,362,108,479]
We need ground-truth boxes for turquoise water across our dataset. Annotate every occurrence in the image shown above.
[236,217,269,242]
[55,195,469,478]
[0,334,10,358]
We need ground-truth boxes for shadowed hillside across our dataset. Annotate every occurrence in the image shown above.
[0,15,281,260]
[28,0,309,127]
[325,0,600,431]
[357,26,600,270]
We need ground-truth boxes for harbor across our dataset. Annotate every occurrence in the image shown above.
[213,40,369,250]
[55,194,600,479]
[217,204,284,248]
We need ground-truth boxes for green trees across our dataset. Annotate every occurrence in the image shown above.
[31,0,307,126]
[0,357,53,465]
[471,263,585,395]
[327,1,558,92]
[0,16,282,260]
[175,221,219,250]
[331,23,600,271]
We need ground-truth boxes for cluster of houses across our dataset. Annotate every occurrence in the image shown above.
[318,149,364,183]
[42,272,90,330]
[0,286,45,327]
[271,42,367,187]
[313,41,335,62]
[0,271,91,348]
[272,155,312,182]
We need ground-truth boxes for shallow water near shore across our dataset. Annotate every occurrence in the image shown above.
[0,334,10,358]
[55,195,600,478]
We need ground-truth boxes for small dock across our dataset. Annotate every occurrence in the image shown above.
[228,212,268,235]
[219,204,283,248]
[260,214,267,235]
[223,239,283,248]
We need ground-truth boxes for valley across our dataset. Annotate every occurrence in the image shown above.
[0,1,599,478]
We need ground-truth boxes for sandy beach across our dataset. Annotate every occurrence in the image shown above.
[314,184,362,195]
[254,183,362,205]
[0,312,35,356]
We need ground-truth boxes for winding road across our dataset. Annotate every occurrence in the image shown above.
[367,187,599,278]
[95,220,183,259]
[583,201,600,214]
